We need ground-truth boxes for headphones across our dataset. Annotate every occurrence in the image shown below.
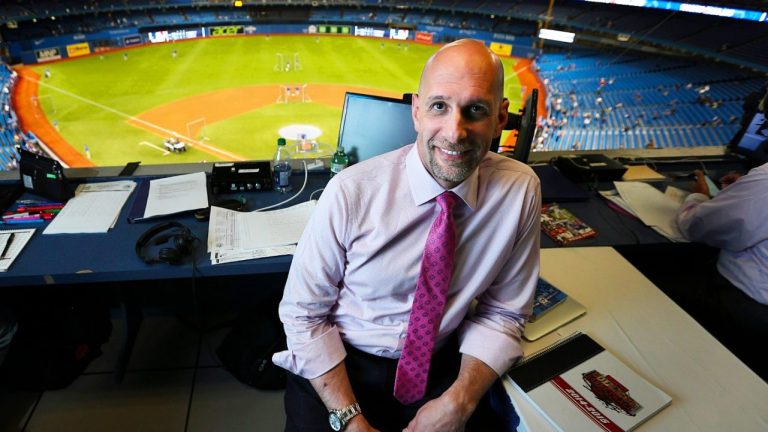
[135,222,198,265]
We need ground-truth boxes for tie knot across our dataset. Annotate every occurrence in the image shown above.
[436,191,459,213]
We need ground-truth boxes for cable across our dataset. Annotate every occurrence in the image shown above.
[309,187,325,201]
[255,160,309,211]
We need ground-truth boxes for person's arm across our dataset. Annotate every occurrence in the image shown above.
[403,354,497,432]
[310,362,378,432]
[677,165,768,251]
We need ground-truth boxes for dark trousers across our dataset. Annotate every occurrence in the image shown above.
[284,336,514,431]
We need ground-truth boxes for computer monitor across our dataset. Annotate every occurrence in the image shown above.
[337,92,417,165]
[731,111,768,164]
[491,89,538,163]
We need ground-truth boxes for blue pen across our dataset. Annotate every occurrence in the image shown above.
[1,218,45,224]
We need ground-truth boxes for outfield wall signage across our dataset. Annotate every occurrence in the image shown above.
[354,26,386,38]
[317,25,350,34]
[490,42,512,56]
[124,35,142,46]
[414,32,433,44]
[147,28,203,43]
[389,29,409,40]
[35,47,61,62]
[209,25,244,36]
[66,42,91,57]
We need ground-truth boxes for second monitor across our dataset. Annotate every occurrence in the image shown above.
[337,92,417,165]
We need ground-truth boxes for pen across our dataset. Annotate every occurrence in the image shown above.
[1,233,14,258]
[1,218,45,225]
[16,205,65,212]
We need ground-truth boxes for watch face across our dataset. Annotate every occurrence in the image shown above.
[329,412,342,431]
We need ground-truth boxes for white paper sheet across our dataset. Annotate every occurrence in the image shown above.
[143,172,208,219]
[0,228,35,272]
[208,200,316,253]
[44,182,135,234]
[614,181,687,242]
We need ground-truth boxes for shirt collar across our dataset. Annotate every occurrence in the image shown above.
[406,145,478,210]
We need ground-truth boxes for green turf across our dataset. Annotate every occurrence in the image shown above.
[33,36,522,166]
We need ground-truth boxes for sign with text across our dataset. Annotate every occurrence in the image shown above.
[123,35,142,46]
[490,41,512,56]
[414,31,433,44]
[66,42,91,57]
[35,47,61,62]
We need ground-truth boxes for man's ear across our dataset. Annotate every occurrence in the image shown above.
[411,93,421,133]
[495,97,510,137]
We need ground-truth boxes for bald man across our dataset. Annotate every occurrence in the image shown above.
[273,39,541,431]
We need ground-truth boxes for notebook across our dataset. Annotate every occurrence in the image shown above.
[532,165,591,203]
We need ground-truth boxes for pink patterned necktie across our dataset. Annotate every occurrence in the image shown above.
[394,191,460,405]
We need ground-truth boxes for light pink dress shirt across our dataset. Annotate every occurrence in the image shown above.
[273,144,541,379]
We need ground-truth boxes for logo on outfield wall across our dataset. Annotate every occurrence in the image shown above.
[415,32,433,44]
[66,42,91,57]
[124,35,142,46]
[35,47,61,62]
[490,42,512,56]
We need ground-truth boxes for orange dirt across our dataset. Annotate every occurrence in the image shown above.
[12,66,93,167]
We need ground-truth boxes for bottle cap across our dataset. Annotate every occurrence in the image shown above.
[277,138,286,146]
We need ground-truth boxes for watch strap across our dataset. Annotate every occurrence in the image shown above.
[331,402,361,430]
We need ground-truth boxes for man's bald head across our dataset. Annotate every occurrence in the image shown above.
[418,39,505,100]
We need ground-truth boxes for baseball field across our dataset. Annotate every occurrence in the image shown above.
[17,35,530,167]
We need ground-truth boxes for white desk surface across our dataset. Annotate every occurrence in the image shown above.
[510,247,768,432]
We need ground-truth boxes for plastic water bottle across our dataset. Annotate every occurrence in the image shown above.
[273,138,292,193]
[330,145,349,178]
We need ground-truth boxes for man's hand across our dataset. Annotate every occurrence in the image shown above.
[403,355,498,432]
[692,170,710,196]
[719,171,742,188]
[403,390,473,432]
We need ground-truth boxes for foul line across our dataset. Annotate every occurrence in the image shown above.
[139,141,170,155]
[33,78,246,161]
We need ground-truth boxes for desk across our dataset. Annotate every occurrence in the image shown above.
[0,172,330,287]
[508,247,768,431]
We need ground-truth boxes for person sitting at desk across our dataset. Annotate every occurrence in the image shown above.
[272,39,541,431]
[676,164,768,379]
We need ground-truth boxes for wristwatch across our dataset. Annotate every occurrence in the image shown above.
[328,402,362,431]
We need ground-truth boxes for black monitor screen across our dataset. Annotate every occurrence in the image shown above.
[733,111,768,163]
[513,89,538,164]
[338,92,417,164]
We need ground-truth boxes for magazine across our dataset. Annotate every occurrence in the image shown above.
[540,203,597,246]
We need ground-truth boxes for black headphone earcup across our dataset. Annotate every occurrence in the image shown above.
[174,234,194,254]
[159,247,183,265]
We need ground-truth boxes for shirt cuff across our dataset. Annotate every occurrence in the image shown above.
[272,326,347,379]
[457,322,523,376]
[684,192,710,204]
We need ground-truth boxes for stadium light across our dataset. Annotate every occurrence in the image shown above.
[538,28,575,43]
[233,1,243,7]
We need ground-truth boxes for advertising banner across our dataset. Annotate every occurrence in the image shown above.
[414,31,433,44]
[123,35,142,46]
[66,42,91,57]
[35,47,61,62]
[490,41,512,56]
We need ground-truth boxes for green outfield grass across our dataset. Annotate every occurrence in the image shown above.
[33,35,522,166]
